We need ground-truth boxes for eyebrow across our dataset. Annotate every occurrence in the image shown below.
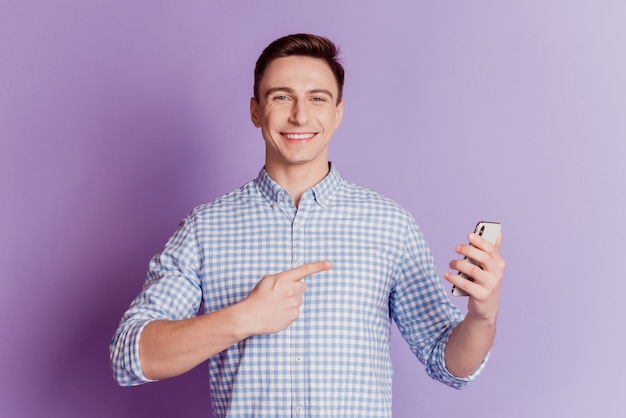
[265,87,334,99]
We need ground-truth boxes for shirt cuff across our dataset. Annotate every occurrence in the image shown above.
[443,350,490,388]
[110,319,158,386]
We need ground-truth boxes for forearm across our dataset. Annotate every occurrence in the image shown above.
[444,313,496,378]
[443,231,505,378]
[139,302,250,381]
[138,261,330,381]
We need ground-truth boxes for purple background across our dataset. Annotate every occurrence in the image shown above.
[2,1,625,417]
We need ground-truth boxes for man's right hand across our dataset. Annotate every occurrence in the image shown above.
[239,260,333,336]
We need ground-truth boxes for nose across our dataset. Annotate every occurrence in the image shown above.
[288,100,309,125]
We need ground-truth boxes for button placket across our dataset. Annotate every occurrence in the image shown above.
[291,201,309,417]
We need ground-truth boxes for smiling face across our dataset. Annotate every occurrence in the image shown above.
[250,55,344,176]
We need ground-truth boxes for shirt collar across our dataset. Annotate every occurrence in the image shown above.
[255,163,343,209]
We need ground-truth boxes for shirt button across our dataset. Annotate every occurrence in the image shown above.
[294,221,302,229]
[293,260,302,268]
[296,406,303,414]
[295,356,303,363]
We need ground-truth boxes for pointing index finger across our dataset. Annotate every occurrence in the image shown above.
[280,260,333,282]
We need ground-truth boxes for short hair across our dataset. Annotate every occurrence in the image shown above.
[253,33,345,104]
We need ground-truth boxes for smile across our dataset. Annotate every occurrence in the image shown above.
[282,133,316,140]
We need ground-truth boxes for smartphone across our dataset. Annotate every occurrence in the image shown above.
[451,221,502,296]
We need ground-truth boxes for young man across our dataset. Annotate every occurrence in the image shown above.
[111,33,505,417]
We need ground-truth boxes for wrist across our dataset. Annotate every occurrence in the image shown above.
[215,301,253,342]
[466,309,498,327]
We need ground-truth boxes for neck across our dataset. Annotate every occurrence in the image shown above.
[265,160,330,208]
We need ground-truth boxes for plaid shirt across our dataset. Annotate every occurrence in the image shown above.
[110,164,485,417]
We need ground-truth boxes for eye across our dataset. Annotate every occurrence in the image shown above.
[311,96,327,103]
[273,95,290,102]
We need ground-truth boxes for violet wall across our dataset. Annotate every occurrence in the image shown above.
[1,1,625,417]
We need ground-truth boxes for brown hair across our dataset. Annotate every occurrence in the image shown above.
[253,33,345,104]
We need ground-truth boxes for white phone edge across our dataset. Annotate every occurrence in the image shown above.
[451,221,502,297]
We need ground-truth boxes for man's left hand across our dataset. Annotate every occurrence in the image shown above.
[444,232,506,320]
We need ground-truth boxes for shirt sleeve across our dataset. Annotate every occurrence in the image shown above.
[389,217,488,389]
[109,215,203,386]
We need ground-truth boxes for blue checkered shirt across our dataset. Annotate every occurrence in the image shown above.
[110,164,485,417]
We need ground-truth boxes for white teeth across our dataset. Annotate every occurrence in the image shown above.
[284,133,314,140]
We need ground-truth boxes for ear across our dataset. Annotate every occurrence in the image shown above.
[250,97,261,128]
[334,100,344,129]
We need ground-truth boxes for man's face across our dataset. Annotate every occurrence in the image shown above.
[250,56,344,172]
